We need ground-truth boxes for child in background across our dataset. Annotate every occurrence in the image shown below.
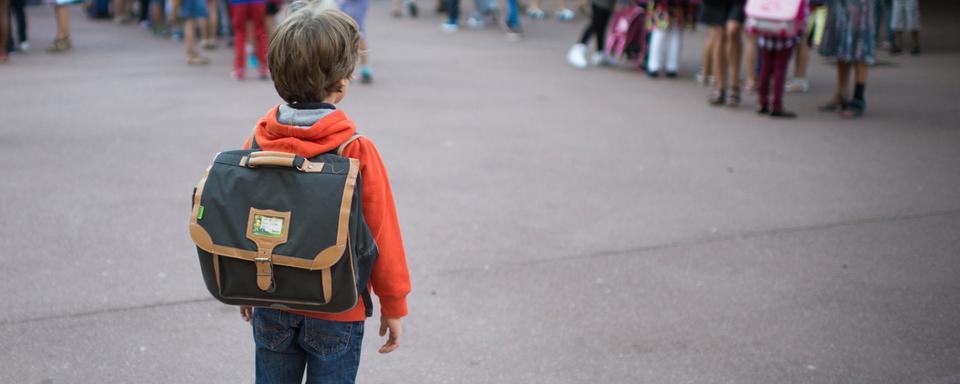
[751,0,807,118]
[566,0,615,68]
[340,0,374,82]
[645,0,696,78]
[182,0,212,65]
[889,0,919,55]
[230,0,268,79]
[9,0,29,52]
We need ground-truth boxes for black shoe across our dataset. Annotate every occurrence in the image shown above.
[910,46,921,55]
[890,46,903,55]
[647,70,659,78]
[770,110,797,118]
[665,71,678,78]
[757,106,770,115]
[841,98,865,119]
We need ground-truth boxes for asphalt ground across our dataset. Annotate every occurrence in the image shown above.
[1,1,959,383]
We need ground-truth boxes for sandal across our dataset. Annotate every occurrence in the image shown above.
[840,98,865,119]
[46,36,72,53]
[186,52,210,66]
[726,86,741,107]
[817,96,847,112]
[708,88,726,106]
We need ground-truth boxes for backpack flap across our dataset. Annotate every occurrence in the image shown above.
[745,0,804,37]
[189,149,362,313]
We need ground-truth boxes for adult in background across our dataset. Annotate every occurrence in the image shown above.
[700,0,746,107]
[818,0,874,118]
[46,0,80,52]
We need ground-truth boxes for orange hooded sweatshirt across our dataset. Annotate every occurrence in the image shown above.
[243,104,410,321]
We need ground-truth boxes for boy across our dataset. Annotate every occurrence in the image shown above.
[237,3,411,383]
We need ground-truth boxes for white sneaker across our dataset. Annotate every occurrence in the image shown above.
[441,22,459,32]
[567,43,588,69]
[466,15,486,28]
[526,7,545,19]
[19,41,30,51]
[556,8,575,21]
[590,51,611,66]
[785,78,809,93]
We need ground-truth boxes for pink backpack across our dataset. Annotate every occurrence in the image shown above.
[745,0,806,38]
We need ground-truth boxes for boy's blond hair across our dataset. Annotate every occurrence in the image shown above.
[268,1,360,103]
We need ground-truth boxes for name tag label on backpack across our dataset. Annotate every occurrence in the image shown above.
[253,214,285,238]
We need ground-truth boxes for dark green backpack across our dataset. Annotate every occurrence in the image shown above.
[189,135,377,315]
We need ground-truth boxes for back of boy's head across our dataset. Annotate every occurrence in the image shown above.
[268,1,360,104]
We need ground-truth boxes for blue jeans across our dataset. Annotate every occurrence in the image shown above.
[506,0,519,29]
[253,308,364,384]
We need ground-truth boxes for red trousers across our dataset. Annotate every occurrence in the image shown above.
[231,3,268,73]
[757,47,794,112]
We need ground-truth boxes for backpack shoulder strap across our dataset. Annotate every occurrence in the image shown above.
[249,127,261,150]
[336,134,363,156]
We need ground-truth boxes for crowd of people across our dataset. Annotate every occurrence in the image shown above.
[1,0,924,118]
[565,0,923,119]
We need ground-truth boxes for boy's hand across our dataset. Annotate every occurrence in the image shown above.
[378,316,402,354]
[240,306,253,323]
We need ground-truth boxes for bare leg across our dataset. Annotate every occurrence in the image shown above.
[725,20,743,90]
[836,60,851,100]
[185,18,197,54]
[793,41,809,78]
[184,18,210,63]
[711,26,727,90]
[206,0,218,43]
[742,30,757,90]
[56,5,70,39]
[709,26,727,104]
[911,30,920,50]
[150,2,165,31]
[701,29,715,80]
[854,62,868,84]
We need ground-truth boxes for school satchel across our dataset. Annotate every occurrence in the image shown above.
[745,0,806,38]
[189,135,377,315]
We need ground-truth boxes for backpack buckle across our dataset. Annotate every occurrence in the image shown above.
[254,254,275,292]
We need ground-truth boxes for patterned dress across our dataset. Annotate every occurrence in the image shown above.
[646,0,698,30]
[818,0,876,64]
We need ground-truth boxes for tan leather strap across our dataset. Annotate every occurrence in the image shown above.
[321,268,333,303]
[250,151,295,159]
[336,135,363,156]
[255,251,275,292]
[248,155,296,168]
